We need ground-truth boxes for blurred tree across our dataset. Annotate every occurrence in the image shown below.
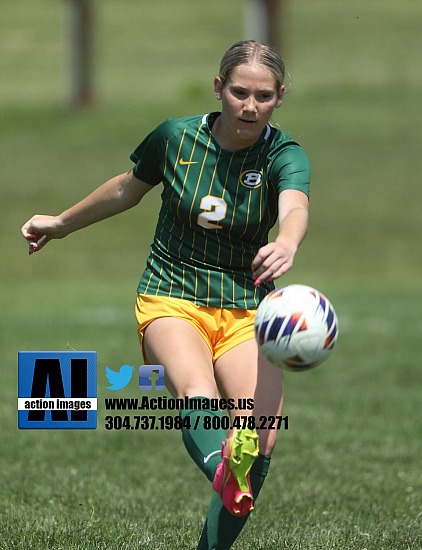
[69,0,94,107]
[67,1,283,107]
[244,0,283,51]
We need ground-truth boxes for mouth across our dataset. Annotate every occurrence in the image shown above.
[239,119,256,124]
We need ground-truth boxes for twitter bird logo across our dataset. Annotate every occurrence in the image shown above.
[106,365,135,390]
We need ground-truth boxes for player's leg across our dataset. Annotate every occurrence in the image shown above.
[215,338,284,455]
[143,316,217,399]
[197,339,283,550]
[216,338,283,509]
[142,317,226,481]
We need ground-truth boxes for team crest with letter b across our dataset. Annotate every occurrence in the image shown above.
[239,170,263,188]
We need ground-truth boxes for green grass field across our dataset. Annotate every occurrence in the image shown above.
[1,1,421,548]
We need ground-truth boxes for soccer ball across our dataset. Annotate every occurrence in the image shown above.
[254,284,339,371]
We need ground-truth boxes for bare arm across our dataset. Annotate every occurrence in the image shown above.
[21,170,154,254]
[251,189,309,285]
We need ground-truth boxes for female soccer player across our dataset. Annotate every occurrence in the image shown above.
[21,41,310,549]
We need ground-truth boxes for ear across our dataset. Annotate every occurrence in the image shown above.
[214,76,223,100]
[276,84,286,108]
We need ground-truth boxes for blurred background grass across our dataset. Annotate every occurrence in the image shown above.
[2,0,421,284]
[1,0,421,548]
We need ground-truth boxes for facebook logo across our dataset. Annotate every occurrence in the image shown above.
[138,365,165,391]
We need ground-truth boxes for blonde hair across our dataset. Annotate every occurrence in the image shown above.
[219,40,286,89]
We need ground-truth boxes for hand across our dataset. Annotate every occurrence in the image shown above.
[251,240,296,286]
[21,215,66,255]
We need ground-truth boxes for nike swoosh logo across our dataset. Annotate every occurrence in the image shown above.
[179,158,198,165]
[203,450,221,464]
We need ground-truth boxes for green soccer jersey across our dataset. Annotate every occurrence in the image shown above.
[130,113,310,308]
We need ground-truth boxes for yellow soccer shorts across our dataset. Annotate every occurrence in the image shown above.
[135,294,256,363]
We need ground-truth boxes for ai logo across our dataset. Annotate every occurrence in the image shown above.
[18,351,97,429]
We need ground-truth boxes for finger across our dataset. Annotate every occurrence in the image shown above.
[253,264,277,286]
[251,241,287,272]
[27,234,50,255]
[24,232,38,240]
[23,227,38,255]
[21,225,37,240]
[271,254,295,279]
[27,234,41,255]
[28,241,37,255]
[251,246,271,271]
[253,252,284,277]
[34,235,51,252]
[253,256,291,286]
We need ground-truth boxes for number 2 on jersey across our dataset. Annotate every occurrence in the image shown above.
[197,195,227,229]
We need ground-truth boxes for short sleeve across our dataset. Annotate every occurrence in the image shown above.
[130,121,170,185]
[268,139,311,198]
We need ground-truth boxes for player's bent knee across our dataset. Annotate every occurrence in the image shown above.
[175,382,219,401]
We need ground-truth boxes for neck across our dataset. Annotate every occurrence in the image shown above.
[211,115,253,152]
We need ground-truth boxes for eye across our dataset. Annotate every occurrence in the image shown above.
[257,92,274,102]
[231,88,247,98]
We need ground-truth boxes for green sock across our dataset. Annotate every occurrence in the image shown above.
[180,398,226,482]
[197,453,271,550]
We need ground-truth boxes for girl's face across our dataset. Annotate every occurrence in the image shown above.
[213,62,285,151]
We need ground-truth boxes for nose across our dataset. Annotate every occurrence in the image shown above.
[242,95,258,113]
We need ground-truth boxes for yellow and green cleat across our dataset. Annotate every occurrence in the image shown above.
[212,427,259,516]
